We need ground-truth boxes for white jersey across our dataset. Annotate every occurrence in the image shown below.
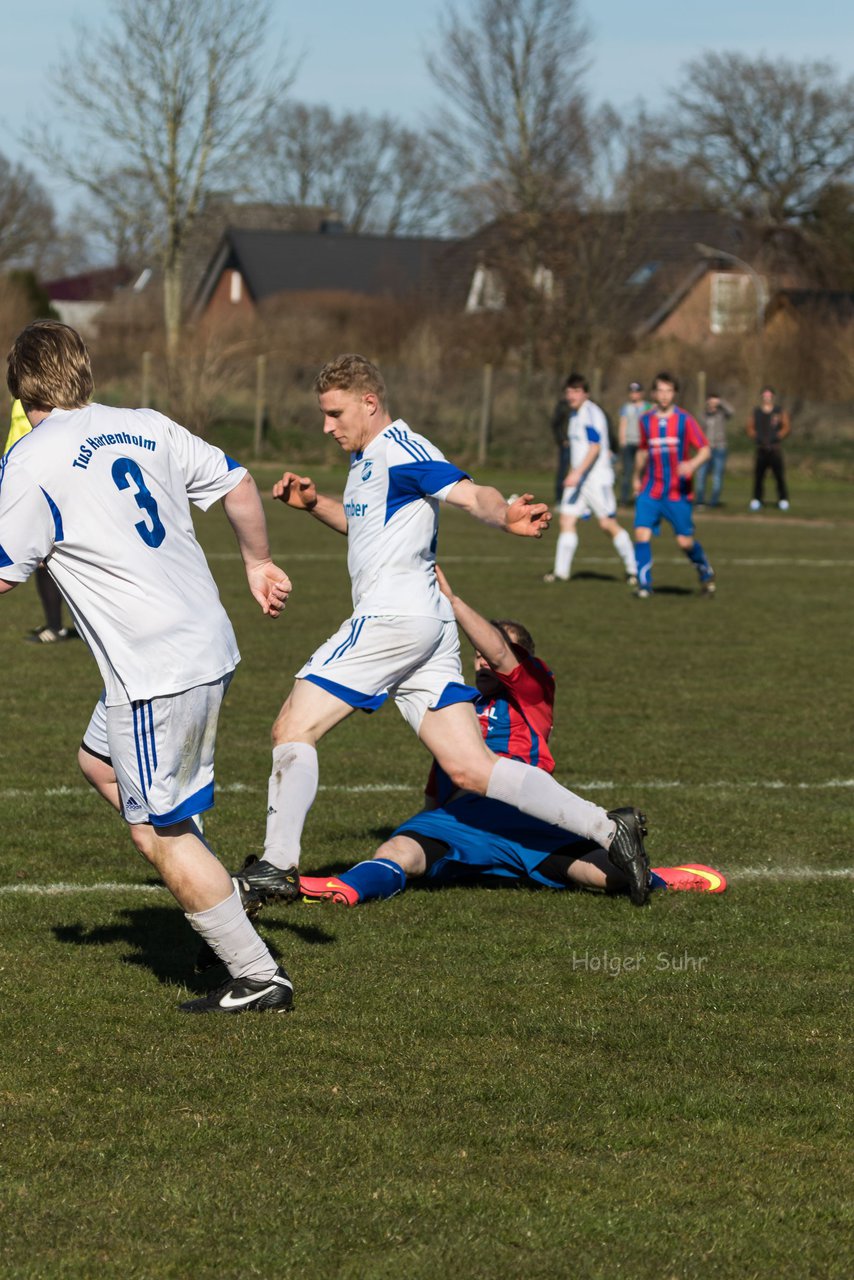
[0,403,243,705]
[343,419,469,619]
[568,400,614,484]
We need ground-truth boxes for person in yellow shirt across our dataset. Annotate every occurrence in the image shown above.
[4,399,76,643]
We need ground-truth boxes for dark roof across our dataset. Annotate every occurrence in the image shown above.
[768,288,854,321]
[43,266,135,302]
[194,227,453,312]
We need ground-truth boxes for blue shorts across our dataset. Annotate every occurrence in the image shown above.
[393,794,593,889]
[635,493,695,538]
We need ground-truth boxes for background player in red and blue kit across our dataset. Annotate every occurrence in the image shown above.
[632,371,716,598]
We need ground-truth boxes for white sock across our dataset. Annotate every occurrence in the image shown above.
[264,741,319,869]
[186,886,277,981]
[613,528,637,574]
[553,531,578,580]
[486,756,616,845]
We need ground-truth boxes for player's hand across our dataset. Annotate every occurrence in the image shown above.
[677,462,693,478]
[247,563,292,617]
[434,564,453,599]
[505,493,551,538]
[632,476,642,496]
[273,472,318,511]
[563,469,580,489]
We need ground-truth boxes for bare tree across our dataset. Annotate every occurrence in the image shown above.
[425,0,592,231]
[671,53,854,225]
[0,154,58,271]
[68,171,164,273]
[258,104,448,236]
[29,0,294,358]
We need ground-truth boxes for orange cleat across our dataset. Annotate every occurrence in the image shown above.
[299,874,360,906]
[652,864,727,893]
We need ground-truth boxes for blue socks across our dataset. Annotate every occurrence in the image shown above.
[635,541,653,590]
[684,539,713,580]
[338,858,407,903]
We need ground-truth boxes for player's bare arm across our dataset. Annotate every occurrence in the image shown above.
[273,471,348,535]
[633,448,649,494]
[564,442,600,489]
[678,445,710,479]
[0,578,18,595]
[445,479,550,537]
[222,473,292,617]
[435,565,515,674]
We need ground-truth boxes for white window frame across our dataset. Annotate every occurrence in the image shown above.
[710,272,753,335]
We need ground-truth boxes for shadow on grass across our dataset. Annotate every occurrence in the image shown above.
[568,570,620,582]
[52,905,337,990]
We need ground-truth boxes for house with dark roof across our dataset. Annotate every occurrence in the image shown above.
[193,226,453,323]
[43,265,137,336]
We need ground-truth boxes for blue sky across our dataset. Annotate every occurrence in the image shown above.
[3,0,853,209]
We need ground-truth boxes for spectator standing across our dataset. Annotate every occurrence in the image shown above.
[4,397,76,643]
[748,386,790,510]
[549,387,571,505]
[695,392,734,508]
[617,381,650,506]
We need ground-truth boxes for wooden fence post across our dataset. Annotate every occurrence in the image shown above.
[697,370,707,415]
[141,351,151,407]
[253,354,267,459]
[478,363,494,466]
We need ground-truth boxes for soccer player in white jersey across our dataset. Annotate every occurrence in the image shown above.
[238,354,652,907]
[544,373,637,586]
[0,321,294,1014]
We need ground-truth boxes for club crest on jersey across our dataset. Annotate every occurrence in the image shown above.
[361,460,373,482]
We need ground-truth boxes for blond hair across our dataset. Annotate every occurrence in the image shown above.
[314,354,387,407]
[7,320,94,411]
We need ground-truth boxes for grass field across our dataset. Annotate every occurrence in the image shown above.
[1,460,852,1279]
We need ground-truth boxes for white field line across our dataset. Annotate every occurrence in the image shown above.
[1,866,851,896]
[206,552,854,568]
[2,779,851,804]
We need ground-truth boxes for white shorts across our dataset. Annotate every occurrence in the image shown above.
[560,475,617,520]
[81,674,232,827]
[296,615,477,733]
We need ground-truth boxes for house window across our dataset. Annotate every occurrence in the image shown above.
[710,272,753,334]
[465,264,505,313]
[229,270,243,304]
[532,264,554,300]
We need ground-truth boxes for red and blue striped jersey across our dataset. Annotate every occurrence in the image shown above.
[426,648,555,802]
[639,407,709,501]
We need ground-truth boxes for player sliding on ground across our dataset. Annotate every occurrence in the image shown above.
[297,569,726,906]
[239,354,653,907]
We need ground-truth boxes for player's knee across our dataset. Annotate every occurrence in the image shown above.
[78,746,111,791]
[128,822,157,861]
[443,758,490,795]
[374,837,415,872]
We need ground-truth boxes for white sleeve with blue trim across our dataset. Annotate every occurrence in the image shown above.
[154,412,246,511]
[0,458,55,581]
[384,425,469,502]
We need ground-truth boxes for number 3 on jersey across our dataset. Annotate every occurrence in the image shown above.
[111,457,166,548]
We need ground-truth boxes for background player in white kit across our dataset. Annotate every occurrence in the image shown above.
[237,354,652,907]
[0,321,293,1014]
[544,373,637,586]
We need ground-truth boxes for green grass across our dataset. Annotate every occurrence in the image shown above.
[1,459,852,1278]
